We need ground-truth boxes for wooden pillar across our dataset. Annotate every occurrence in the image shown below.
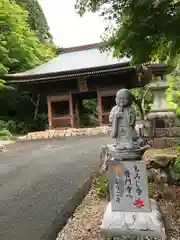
[47,96,52,129]
[69,93,74,128]
[75,100,80,128]
[78,99,84,127]
[97,88,102,125]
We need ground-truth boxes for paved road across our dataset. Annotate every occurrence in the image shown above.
[0,136,111,240]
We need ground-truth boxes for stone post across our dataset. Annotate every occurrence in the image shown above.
[100,89,166,240]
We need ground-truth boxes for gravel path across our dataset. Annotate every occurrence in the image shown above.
[0,136,110,240]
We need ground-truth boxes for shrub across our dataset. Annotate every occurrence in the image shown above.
[0,135,11,140]
[7,120,25,134]
[0,113,48,135]
[0,129,12,137]
[27,113,48,132]
[93,173,109,199]
[176,145,180,153]
[0,120,24,134]
[169,155,180,181]
[0,128,12,140]
[0,120,8,131]
[148,182,154,198]
[173,157,180,175]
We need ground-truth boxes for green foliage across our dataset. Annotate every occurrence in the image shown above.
[0,120,22,134]
[93,173,109,198]
[0,86,48,134]
[0,128,12,137]
[176,145,180,153]
[166,70,180,118]
[0,121,12,140]
[26,113,48,133]
[0,79,16,91]
[15,0,53,43]
[0,112,47,135]
[0,120,8,131]
[83,99,98,118]
[0,135,10,140]
[174,157,180,172]
[75,0,180,64]
[0,79,5,89]
[0,0,56,73]
[0,0,55,135]
[131,86,152,119]
[82,99,99,125]
[148,181,154,198]
[170,156,180,180]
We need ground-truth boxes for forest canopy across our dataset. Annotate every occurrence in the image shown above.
[0,0,55,74]
[14,0,53,44]
[0,0,56,136]
[75,0,180,65]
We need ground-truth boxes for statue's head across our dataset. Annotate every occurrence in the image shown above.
[115,88,133,107]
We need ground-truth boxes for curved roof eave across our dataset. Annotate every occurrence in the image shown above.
[5,64,137,84]
[4,61,133,81]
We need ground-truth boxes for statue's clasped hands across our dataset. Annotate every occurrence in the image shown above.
[116,111,123,118]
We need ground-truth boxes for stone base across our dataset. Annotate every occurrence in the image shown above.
[101,199,166,239]
[111,148,142,160]
[106,144,148,161]
[0,144,5,152]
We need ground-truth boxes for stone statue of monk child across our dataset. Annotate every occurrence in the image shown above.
[109,89,138,150]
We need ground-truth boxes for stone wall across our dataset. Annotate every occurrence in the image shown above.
[25,126,111,140]
[19,124,180,149]
[155,127,180,138]
[25,123,150,141]
[152,138,179,149]
[152,127,180,148]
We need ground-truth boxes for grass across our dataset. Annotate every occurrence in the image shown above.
[0,135,11,141]
[93,172,108,199]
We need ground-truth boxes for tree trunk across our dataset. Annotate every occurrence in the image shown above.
[30,94,40,120]
[33,94,40,120]
[134,98,144,120]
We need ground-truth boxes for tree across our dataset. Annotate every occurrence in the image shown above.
[15,0,53,44]
[0,79,5,89]
[75,0,180,65]
[132,87,152,120]
[0,79,15,90]
[0,0,56,74]
[0,0,56,135]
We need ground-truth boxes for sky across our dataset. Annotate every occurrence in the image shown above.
[39,0,106,47]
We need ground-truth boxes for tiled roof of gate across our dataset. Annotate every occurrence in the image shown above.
[5,43,130,78]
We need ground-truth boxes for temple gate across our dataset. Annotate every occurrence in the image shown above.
[4,43,167,130]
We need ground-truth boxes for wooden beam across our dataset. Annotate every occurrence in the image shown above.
[99,87,119,97]
[78,77,88,92]
[47,96,52,129]
[50,95,69,102]
[69,93,74,128]
[97,88,102,125]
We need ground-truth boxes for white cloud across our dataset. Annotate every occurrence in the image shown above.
[39,0,106,47]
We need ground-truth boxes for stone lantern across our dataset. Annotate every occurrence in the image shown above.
[147,64,175,126]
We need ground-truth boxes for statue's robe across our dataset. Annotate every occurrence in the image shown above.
[110,105,138,149]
